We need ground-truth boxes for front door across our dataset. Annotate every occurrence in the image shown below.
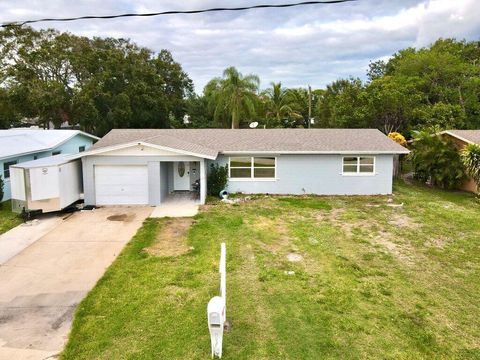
[174,161,190,190]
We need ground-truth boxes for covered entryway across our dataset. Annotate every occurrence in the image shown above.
[80,142,210,206]
[94,165,149,205]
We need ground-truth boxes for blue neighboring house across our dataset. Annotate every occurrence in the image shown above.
[0,129,99,201]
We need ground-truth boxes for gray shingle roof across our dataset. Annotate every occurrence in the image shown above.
[91,128,409,158]
[445,130,480,145]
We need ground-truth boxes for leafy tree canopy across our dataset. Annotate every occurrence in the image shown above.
[0,30,478,137]
[0,26,193,136]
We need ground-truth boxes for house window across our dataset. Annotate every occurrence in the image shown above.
[52,151,61,156]
[342,156,375,175]
[3,160,17,179]
[79,146,86,152]
[229,157,276,179]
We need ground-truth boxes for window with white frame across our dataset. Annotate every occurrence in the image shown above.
[229,157,276,179]
[342,156,375,175]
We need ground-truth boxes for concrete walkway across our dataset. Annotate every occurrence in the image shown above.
[150,201,199,218]
[0,206,152,360]
[150,193,199,218]
[0,214,64,265]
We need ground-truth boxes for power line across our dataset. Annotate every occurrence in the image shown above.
[1,0,357,28]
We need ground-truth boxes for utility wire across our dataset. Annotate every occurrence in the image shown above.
[1,0,356,28]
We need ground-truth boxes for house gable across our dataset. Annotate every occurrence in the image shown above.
[98,144,187,157]
[76,141,215,159]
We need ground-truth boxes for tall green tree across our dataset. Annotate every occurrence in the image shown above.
[261,82,301,128]
[365,76,424,134]
[0,26,193,135]
[207,67,259,129]
[315,78,367,128]
[383,39,480,131]
[286,88,323,128]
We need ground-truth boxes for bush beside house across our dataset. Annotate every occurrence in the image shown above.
[410,131,465,189]
[207,164,228,196]
[461,144,480,195]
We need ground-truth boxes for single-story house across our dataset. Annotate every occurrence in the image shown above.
[72,129,408,206]
[0,129,98,201]
[440,130,480,193]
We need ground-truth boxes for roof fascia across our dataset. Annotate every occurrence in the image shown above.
[441,130,475,145]
[70,141,217,160]
[221,150,410,155]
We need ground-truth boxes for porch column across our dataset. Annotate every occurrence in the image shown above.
[200,158,207,205]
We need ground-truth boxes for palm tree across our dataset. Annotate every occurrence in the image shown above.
[288,88,312,128]
[262,82,301,128]
[208,67,259,129]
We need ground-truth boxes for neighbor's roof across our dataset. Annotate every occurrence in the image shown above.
[442,130,480,145]
[86,129,408,158]
[0,129,99,161]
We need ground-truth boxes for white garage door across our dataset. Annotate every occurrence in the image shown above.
[95,165,149,205]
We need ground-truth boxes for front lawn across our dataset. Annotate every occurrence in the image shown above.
[0,201,22,235]
[62,182,480,359]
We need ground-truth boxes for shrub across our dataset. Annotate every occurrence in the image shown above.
[388,132,407,146]
[207,164,228,196]
[410,131,465,189]
[461,143,480,194]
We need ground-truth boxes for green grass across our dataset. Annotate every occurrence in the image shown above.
[62,182,480,359]
[0,201,22,235]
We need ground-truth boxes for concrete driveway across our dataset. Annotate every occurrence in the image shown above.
[0,206,152,360]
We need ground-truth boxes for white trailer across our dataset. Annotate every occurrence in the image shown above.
[10,155,83,214]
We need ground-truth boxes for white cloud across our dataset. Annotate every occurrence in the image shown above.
[0,0,478,92]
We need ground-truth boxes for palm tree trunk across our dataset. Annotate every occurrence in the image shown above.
[232,100,239,129]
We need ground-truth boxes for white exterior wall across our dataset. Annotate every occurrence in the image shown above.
[59,161,82,208]
[9,168,26,201]
[211,154,394,195]
[29,167,60,201]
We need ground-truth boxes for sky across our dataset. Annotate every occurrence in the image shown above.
[1,0,479,93]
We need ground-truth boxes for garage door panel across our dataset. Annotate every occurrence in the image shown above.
[94,165,149,205]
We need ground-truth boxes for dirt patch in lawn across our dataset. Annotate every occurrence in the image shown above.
[371,230,416,266]
[315,208,345,222]
[144,218,194,257]
[314,208,419,266]
[387,213,420,229]
[315,208,370,237]
[246,216,292,253]
[425,236,451,249]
